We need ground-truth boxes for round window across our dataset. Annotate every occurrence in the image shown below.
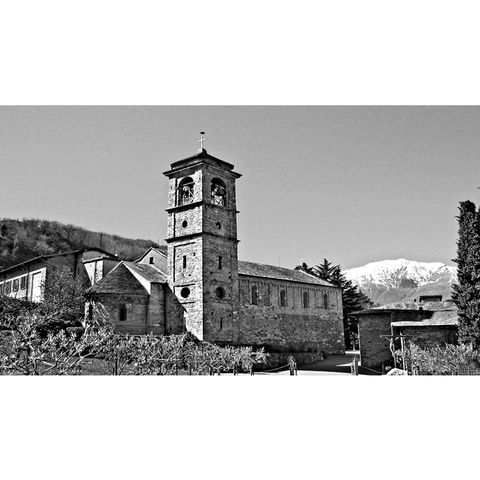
[215,287,225,299]
[180,287,191,298]
[182,220,188,228]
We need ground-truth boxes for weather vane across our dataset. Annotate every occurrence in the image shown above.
[197,131,207,152]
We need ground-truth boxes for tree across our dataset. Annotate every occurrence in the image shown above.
[39,265,86,329]
[452,201,480,348]
[0,314,108,375]
[296,258,373,350]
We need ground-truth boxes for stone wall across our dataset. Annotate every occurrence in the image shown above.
[87,292,158,335]
[236,276,345,357]
[358,310,430,369]
[165,287,187,335]
[202,235,240,344]
[394,325,458,349]
[358,313,393,370]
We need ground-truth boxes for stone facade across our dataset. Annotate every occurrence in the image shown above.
[164,150,242,344]
[236,276,344,355]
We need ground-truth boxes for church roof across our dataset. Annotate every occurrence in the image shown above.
[124,262,168,283]
[238,261,335,287]
[85,262,167,295]
[85,263,149,295]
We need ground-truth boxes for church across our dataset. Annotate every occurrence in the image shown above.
[85,144,345,364]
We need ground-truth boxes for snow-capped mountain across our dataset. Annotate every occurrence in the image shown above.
[344,259,457,305]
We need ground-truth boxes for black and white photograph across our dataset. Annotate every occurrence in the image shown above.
[1,2,479,480]
[1,106,479,377]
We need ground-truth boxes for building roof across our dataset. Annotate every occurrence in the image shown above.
[352,308,423,316]
[392,310,458,327]
[374,301,456,311]
[238,261,335,287]
[124,262,168,283]
[352,301,457,316]
[85,263,149,295]
[0,248,117,275]
[85,261,167,296]
[134,245,167,263]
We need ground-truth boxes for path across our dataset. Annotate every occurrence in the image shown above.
[258,352,381,376]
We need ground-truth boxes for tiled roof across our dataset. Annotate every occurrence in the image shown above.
[374,301,456,312]
[124,262,168,283]
[392,310,458,327]
[353,301,457,316]
[86,263,148,295]
[0,248,117,275]
[238,261,335,287]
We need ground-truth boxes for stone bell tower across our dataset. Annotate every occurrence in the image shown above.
[163,139,242,343]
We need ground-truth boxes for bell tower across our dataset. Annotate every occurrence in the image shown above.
[163,141,242,343]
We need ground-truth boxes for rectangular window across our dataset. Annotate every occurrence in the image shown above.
[149,257,154,265]
[20,276,27,290]
[5,282,12,294]
[183,255,187,269]
[218,256,222,270]
[13,279,19,292]
[0,283,3,295]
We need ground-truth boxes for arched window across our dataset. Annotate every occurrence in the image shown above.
[280,289,287,307]
[303,291,310,308]
[178,177,194,205]
[211,178,226,206]
[323,293,329,309]
[215,287,225,299]
[119,303,127,322]
[251,285,258,305]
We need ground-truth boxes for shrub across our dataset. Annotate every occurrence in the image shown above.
[408,342,480,375]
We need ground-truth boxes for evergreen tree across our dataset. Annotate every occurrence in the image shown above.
[452,201,480,348]
[296,259,373,349]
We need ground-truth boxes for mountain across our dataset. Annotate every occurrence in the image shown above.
[0,218,159,270]
[344,259,457,305]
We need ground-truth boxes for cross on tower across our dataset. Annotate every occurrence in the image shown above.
[197,131,207,152]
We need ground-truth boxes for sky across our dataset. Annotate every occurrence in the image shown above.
[1,106,479,270]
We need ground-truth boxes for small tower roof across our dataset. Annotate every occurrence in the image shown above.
[164,148,241,178]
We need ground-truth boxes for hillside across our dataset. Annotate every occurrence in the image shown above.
[0,218,159,270]
[344,258,457,305]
